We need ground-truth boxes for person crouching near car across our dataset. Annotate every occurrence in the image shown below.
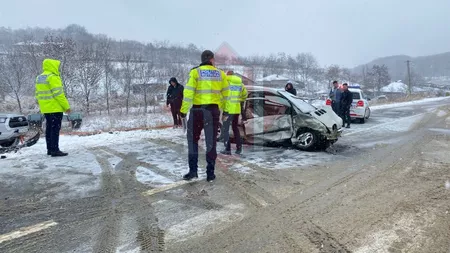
[35,58,71,157]
[166,77,184,128]
[220,71,248,155]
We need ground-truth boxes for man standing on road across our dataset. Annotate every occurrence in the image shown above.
[166,77,184,128]
[180,50,230,182]
[35,59,71,157]
[340,83,353,128]
[329,80,342,116]
[220,71,248,155]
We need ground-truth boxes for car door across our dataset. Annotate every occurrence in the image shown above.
[240,92,294,144]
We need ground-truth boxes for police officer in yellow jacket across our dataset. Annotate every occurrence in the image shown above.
[180,50,230,182]
[35,59,71,157]
[220,71,248,155]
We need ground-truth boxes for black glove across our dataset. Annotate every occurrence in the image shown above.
[223,111,229,116]
[180,113,187,118]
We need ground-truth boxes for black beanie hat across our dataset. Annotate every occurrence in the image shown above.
[201,50,214,63]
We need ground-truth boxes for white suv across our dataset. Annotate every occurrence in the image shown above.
[0,113,29,148]
[348,87,371,123]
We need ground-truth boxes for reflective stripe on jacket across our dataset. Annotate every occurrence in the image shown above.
[180,64,230,114]
[226,75,247,114]
[35,59,70,113]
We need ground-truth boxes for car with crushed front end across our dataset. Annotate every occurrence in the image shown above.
[229,86,343,151]
[0,113,30,148]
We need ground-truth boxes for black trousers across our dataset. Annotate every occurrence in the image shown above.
[44,112,63,153]
[222,114,241,151]
[187,105,220,177]
[170,103,182,126]
[341,106,351,126]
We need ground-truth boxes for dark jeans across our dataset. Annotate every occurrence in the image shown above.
[222,114,241,151]
[341,106,351,126]
[170,103,182,126]
[44,112,63,153]
[187,105,220,177]
[332,101,341,117]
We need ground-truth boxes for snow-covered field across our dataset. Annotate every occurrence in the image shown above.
[78,112,172,132]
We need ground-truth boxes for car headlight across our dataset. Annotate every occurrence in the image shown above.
[0,117,6,123]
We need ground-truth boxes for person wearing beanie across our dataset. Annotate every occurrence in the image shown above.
[166,77,184,128]
[180,50,230,182]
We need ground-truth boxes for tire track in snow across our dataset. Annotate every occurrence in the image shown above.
[91,148,165,252]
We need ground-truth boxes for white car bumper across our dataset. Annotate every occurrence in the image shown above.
[350,106,365,119]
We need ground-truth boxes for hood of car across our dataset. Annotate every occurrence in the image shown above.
[278,90,342,130]
[309,105,343,130]
[0,113,26,118]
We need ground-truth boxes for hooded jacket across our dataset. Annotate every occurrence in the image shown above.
[285,83,297,96]
[35,59,70,114]
[225,75,248,114]
[166,77,184,106]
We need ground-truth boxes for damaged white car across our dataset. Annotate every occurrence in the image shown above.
[230,86,343,151]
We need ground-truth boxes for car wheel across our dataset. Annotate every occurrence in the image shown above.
[0,137,19,148]
[365,108,371,119]
[296,130,318,151]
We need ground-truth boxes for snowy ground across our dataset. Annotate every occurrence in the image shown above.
[1,97,449,252]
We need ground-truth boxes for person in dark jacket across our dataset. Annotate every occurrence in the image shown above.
[285,82,297,96]
[329,80,342,117]
[340,83,353,128]
[166,77,184,128]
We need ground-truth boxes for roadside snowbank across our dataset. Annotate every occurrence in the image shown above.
[371,97,450,110]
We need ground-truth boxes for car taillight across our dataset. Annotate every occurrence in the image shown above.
[326,99,332,106]
[357,100,364,107]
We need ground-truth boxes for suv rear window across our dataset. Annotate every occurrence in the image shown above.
[351,92,361,99]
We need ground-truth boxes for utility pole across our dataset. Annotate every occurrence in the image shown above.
[406,60,412,96]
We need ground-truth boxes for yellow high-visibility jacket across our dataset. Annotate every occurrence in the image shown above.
[181,64,230,114]
[35,59,70,113]
[226,75,248,114]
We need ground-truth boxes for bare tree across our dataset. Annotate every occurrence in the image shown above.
[325,65,342,86]
[97,37,114,115]
[19,35,42,77]
[116,52,139,114]
[296,53,320,91]
[135,59,155,113]
[0,50,31,113]
[76,43,104,115]
[43,35,77,98]
[370,64,391,96]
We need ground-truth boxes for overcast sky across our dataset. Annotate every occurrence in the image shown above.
[1,0,449,67]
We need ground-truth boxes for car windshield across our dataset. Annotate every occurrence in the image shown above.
[278,90,317,113]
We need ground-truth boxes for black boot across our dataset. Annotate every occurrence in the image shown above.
[235,147,242,155]
[220,149,231,155]
[346,124,350,128]
[50,151,68,157]
[183,172,198,181]
[206,174,216,182]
